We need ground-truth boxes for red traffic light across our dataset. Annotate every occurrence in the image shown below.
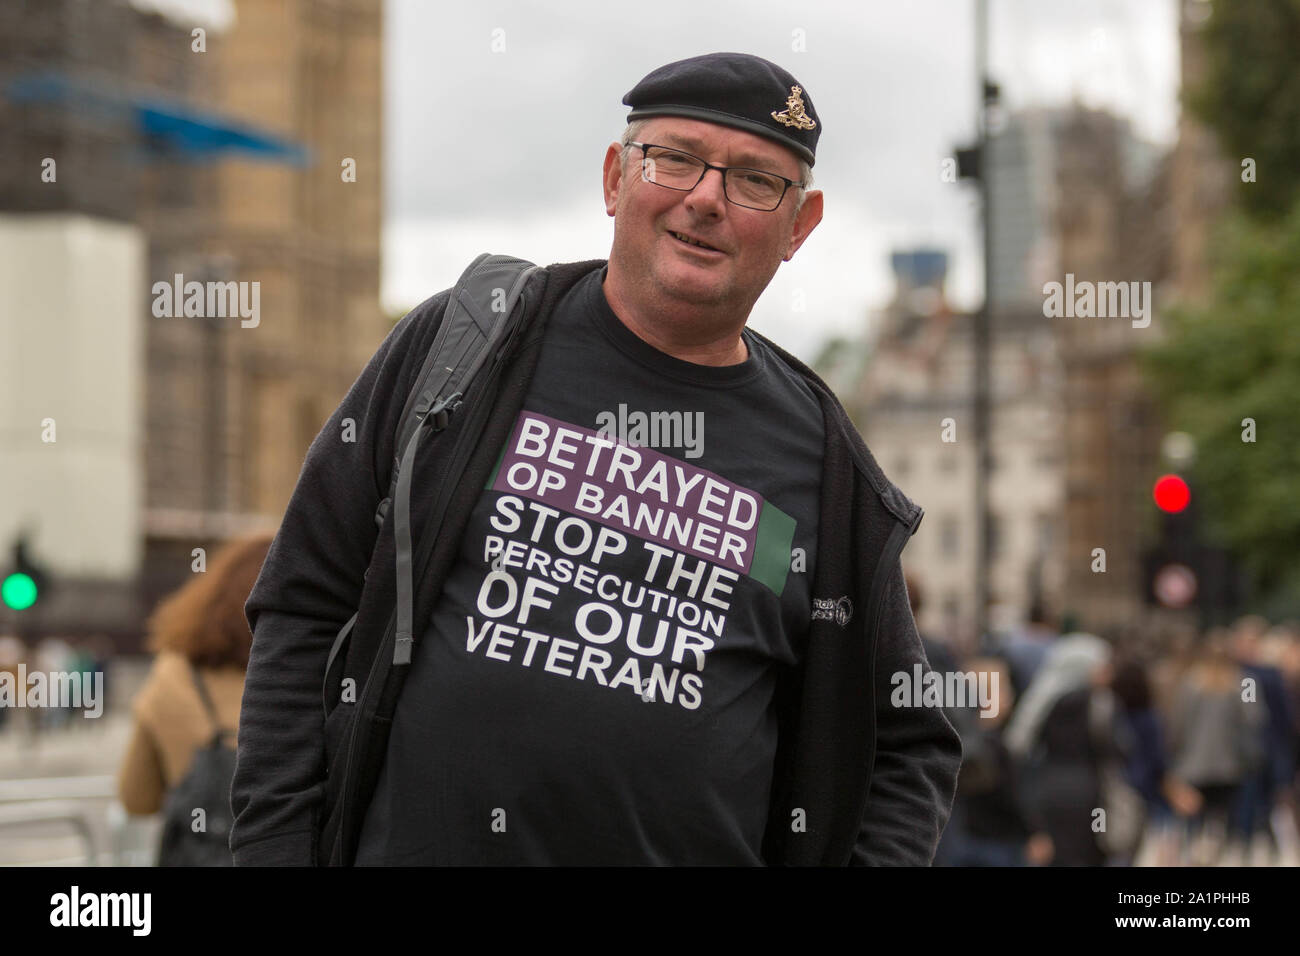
[1153,474,1191,513]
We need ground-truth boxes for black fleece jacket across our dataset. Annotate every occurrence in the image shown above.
[231,258,962,866]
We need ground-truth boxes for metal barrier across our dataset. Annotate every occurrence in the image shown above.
[0,800,101,865]
[0,775,116,803]
[0,776,158,866]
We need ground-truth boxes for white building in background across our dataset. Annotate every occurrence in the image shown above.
[818,102,1167,643]
[819,250,1066,647]
[0,213,146,580]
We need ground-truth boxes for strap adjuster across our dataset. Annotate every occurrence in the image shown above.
[416,391,464,432]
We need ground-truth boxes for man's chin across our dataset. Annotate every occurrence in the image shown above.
[653,261,730,305]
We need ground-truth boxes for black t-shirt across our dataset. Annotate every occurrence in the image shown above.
[355,266,824,864]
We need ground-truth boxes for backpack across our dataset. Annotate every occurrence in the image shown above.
[320,253,540,713]
[313,253,541,865]
[156,661,237,866]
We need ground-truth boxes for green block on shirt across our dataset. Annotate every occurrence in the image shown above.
[750,501,796,596]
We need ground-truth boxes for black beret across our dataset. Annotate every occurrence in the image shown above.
[623,52,821,167]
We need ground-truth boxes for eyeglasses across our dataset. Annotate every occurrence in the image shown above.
[627,142,805,212]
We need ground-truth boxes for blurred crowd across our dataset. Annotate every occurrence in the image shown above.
[0,535,269,867]
[7,542,1298,867]
[913,578,1300,866]
[0,633,115,734]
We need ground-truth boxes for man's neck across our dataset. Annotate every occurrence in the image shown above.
[601,270,749,366]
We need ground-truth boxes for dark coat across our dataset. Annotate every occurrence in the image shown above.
[230,259,962,865]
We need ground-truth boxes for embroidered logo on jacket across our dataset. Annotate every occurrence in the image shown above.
[812,596,853,627]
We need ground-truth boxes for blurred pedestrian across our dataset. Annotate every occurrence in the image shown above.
[33,636,74,731]
[67,640,98,732]
[86,634,116,718]
[1005,633,1124,866]
[905,574,958,677]
[117,533,273,864]
[999,602,1060,698]
[1164,629,1265,864]
[0,635,25,734]
[1230,616,1296,863]
[1111,655,1179,865]
[935,657,1055,866]
[1265,621,1300,856]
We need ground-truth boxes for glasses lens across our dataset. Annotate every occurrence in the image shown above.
[643,147,704,189]
[725,168,786,210]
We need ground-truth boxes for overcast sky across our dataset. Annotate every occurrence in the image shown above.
[381,0,1180,363]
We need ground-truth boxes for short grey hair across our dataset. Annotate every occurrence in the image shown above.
[618,120,813,213]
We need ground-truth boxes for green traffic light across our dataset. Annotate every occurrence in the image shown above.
[2,572,38,610]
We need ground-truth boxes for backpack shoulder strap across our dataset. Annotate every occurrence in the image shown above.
[373,253,540,530]
[389,254,540,666]
[188,659,230,743]
[392,254,540,478]
[322,254,540,712]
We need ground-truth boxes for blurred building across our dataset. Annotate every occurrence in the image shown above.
[1045,1,1238,635]
[0,0,385,647]
[821,100,1176,641]
[821,250,1066,645]
[1135,0,1245,627]
[1048,105,1170,637]
[137,0,386,626]
[1167,0,1235,304]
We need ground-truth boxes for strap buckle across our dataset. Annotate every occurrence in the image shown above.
[416,391,464,432]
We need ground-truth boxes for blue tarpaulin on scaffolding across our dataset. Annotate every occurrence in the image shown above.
[4,69,311,165]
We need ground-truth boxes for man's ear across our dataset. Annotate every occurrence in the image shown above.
[783,189,824,261]
[603,143,623,217]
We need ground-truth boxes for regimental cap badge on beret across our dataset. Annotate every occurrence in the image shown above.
[622,52,822,167]
[772,86,816,130]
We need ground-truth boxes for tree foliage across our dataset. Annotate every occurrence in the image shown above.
[1186,0,1300,220]
[1143,205,1300,592]
[1144,0,1300,606]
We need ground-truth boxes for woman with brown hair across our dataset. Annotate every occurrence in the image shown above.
[117,533,273,826]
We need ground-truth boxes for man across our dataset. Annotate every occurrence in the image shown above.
[231,51,961,866]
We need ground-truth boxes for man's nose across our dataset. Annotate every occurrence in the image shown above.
[685,167,727,215]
